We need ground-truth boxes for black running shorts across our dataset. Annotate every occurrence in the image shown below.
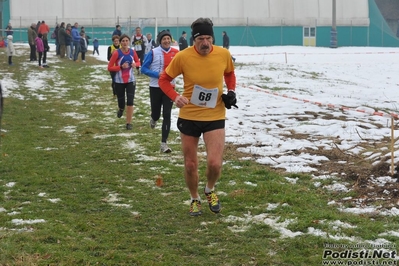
[177,118,225,137]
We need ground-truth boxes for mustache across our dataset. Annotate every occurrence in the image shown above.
[200,45,210,50]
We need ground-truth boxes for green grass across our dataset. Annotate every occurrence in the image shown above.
[0,48,398,265]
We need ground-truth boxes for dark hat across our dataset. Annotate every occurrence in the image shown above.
[182,31,186,35]
[157,30,172,45]
[192,21,214,40]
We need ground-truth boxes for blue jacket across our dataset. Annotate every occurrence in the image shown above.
[71,27,80,42]
[112,29,121,37]
[93,39,99,48]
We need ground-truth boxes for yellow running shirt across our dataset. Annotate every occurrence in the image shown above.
[164,45,235,121]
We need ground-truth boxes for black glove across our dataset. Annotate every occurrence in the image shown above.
[221,91,238,109]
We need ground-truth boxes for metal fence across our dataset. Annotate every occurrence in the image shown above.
[2,16,399,47]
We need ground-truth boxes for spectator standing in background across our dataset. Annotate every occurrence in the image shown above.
[35,33,45,68]
[42,33,50,68]
[6,35,15,66]
[80,32,88,62]
[28,23,38,61]
[38,20,50,35]
[57,22,67,58]
[5,23,13,36]
[222,31,236,62]
[35,21,41,33]
[71,22,81,61]
[112,25,122,37]
[66,23,73,59]
[92,38,99,55]
[178,31,188,51]
[80,26,91,45]
[53,23,60,55]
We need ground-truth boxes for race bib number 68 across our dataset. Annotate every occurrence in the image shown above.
[190,85,218,108]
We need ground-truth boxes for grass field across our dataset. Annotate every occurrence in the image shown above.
[0,47,398,265]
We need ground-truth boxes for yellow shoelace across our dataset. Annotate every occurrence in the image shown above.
[208,192,218,206]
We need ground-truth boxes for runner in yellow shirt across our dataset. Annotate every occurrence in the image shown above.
[159,17,237,216]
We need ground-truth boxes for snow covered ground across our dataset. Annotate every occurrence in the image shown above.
[2,44,399,242]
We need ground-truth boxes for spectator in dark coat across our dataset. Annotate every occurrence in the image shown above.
[80,32,88,62]
[42,33,50,67]
[5,23,13,36]
[57,22,69,58]
[222,31,235,62]
[28,23,38,61]
[178,31,188,51]
[66,24,73,59]
[222,31,229,49]
[112,25,122,37]
[54,23,60,55]
[80,26,91,46]
[35,21,41,33]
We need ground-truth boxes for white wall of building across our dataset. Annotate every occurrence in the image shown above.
[9,0,369,28]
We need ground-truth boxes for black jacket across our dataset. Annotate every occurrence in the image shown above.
[223,34,230,49]
[179,36,188,50]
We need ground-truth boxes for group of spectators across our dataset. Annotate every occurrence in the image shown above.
[27,20,50,68]
[2,21,234,63]
[53,21,91,62]
[23,20,92,67]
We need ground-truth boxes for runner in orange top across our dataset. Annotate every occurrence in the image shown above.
[159,17,237,216]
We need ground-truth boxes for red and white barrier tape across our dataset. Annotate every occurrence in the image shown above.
[243,84,399,120]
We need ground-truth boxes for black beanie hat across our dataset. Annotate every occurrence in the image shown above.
[157,30,172,45]
[191,22,214,40]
